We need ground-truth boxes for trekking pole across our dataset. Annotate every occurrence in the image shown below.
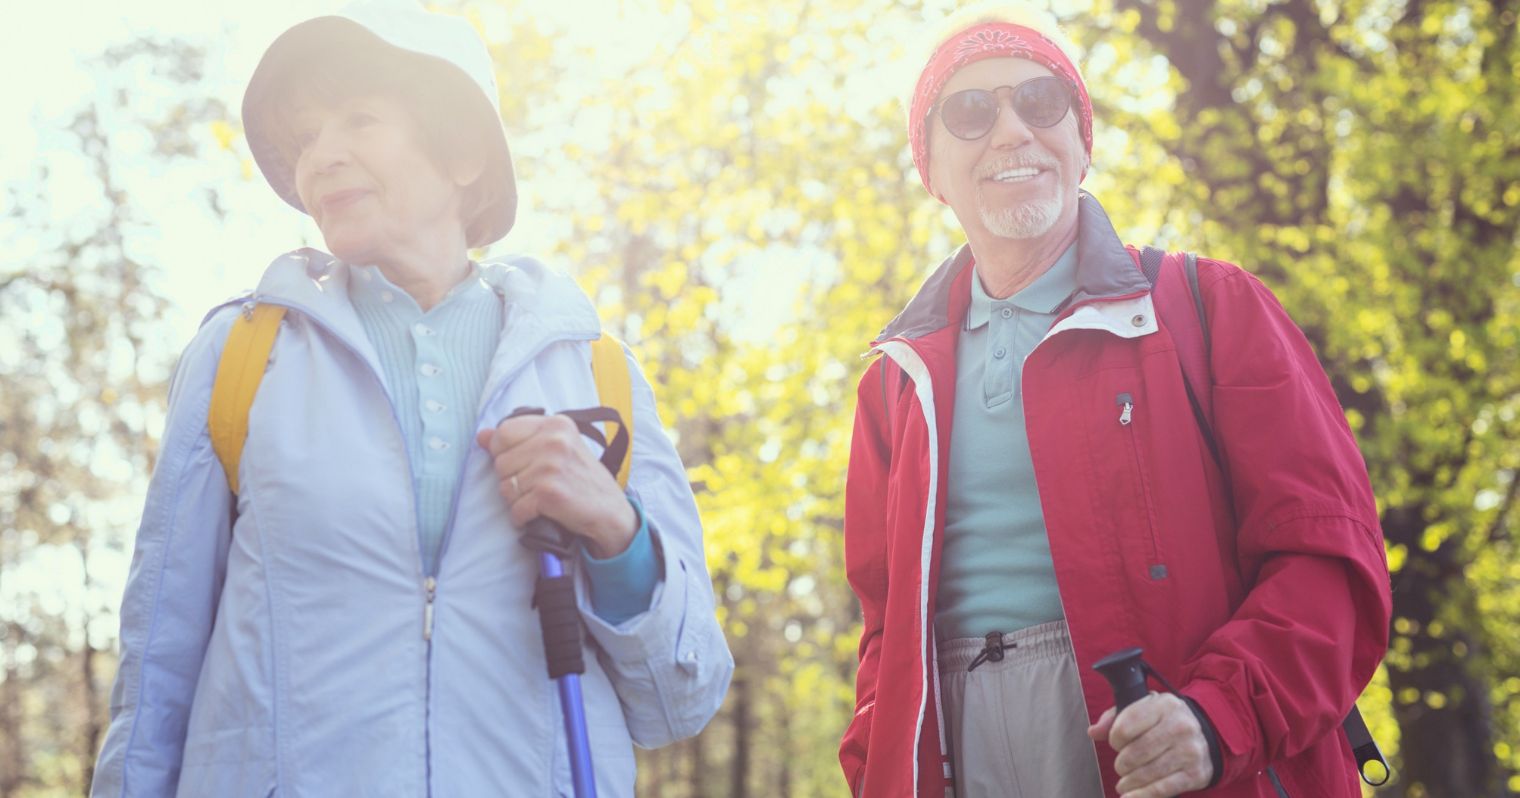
[509,408,598,798]
[1092,647,1150,712]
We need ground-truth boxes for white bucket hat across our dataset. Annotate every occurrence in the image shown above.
[242,0,517,247]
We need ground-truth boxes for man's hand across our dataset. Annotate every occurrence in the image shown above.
[476,414,637,559]
[1087,692,1214,798]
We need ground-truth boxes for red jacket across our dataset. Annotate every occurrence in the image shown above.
[840,194,1390,797]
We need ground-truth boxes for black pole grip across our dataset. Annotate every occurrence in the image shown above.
[1093,647,1148,712]
[534,568,585,680]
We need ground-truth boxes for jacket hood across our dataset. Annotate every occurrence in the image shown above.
[877,192,1149,343]
[208,248,601,395]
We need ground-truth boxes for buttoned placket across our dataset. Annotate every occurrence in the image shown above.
[413,316,452,473]
[983,300,1021,407]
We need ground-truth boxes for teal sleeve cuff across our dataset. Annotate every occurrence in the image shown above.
[581,498,660,625]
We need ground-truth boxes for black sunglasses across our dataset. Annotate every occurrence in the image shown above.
[928,76,1074,141]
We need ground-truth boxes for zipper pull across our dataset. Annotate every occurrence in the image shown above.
[1117,393,1134,426]
[423,576,437,641]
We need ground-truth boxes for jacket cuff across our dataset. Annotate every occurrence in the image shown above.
[1179,679,1259,785]
[1181,695,1224,789]
[576,521,705,665]
[579,498,659,624]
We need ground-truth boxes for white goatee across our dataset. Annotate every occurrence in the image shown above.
[979,195,1063,240]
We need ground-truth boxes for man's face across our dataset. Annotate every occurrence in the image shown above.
[927,57,1086,246]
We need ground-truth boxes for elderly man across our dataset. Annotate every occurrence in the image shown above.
[839,10,1391,798]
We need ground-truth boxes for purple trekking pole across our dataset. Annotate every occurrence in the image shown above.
[526,519,597,798]
[508,406,619,798]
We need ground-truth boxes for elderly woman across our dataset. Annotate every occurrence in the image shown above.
[91,3,731,795]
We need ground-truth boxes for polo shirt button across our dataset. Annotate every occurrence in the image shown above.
[380,290,395,303]
[425,399,446,413]
[420,363,442,377]
[1000,307,1013,319]
[428,437,448,451]
[993,347,1007,359]
[414,323,434,336]
[1131,314,1147,327]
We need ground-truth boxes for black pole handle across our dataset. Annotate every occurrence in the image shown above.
[1093,647,1149,712]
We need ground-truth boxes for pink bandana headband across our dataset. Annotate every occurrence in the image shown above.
[909,22,1093,198]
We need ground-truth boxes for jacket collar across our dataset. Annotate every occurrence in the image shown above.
[877,192,1148,343]
[218,248,602,390]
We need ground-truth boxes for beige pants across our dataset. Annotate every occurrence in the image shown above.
[937,621,1106,798]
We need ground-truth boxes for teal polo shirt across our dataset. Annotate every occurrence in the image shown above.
[935,244,1077,640]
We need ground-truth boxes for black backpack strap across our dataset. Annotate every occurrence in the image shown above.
[1144,248,1224,475]
[1140,245,1166,286]
[1183,252,1210,356]
[1151,247,1389,785]
[1178,251,1224,474]
[1342,703,1391,785]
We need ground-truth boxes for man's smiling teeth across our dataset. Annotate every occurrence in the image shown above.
[993,167,1041,182]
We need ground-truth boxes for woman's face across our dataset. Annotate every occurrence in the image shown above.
[289,94,473,266]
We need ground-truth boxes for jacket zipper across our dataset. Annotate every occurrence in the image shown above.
[422,329,597,796]
[423,577,437,640]
[252,298,442,795]
[1115,390,1164,569]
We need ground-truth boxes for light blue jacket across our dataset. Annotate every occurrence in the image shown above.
[92,250,733,797]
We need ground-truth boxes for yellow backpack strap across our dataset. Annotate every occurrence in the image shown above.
[589,332,634,489]
[209,303,286,494]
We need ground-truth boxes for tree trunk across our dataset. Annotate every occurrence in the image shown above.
[730,674,750,798]
[1,629,24,798]
[687,725,706,798]
[1383,507,1508,797]
[777,703,791,797]
[79,537,103,795]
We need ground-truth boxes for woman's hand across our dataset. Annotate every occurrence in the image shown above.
[476,414,637,559]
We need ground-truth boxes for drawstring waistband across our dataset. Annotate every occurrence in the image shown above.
[967,632,1015,672]
[938,620,1074,672]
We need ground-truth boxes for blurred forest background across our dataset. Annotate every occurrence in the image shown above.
[2,0,1518,796]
